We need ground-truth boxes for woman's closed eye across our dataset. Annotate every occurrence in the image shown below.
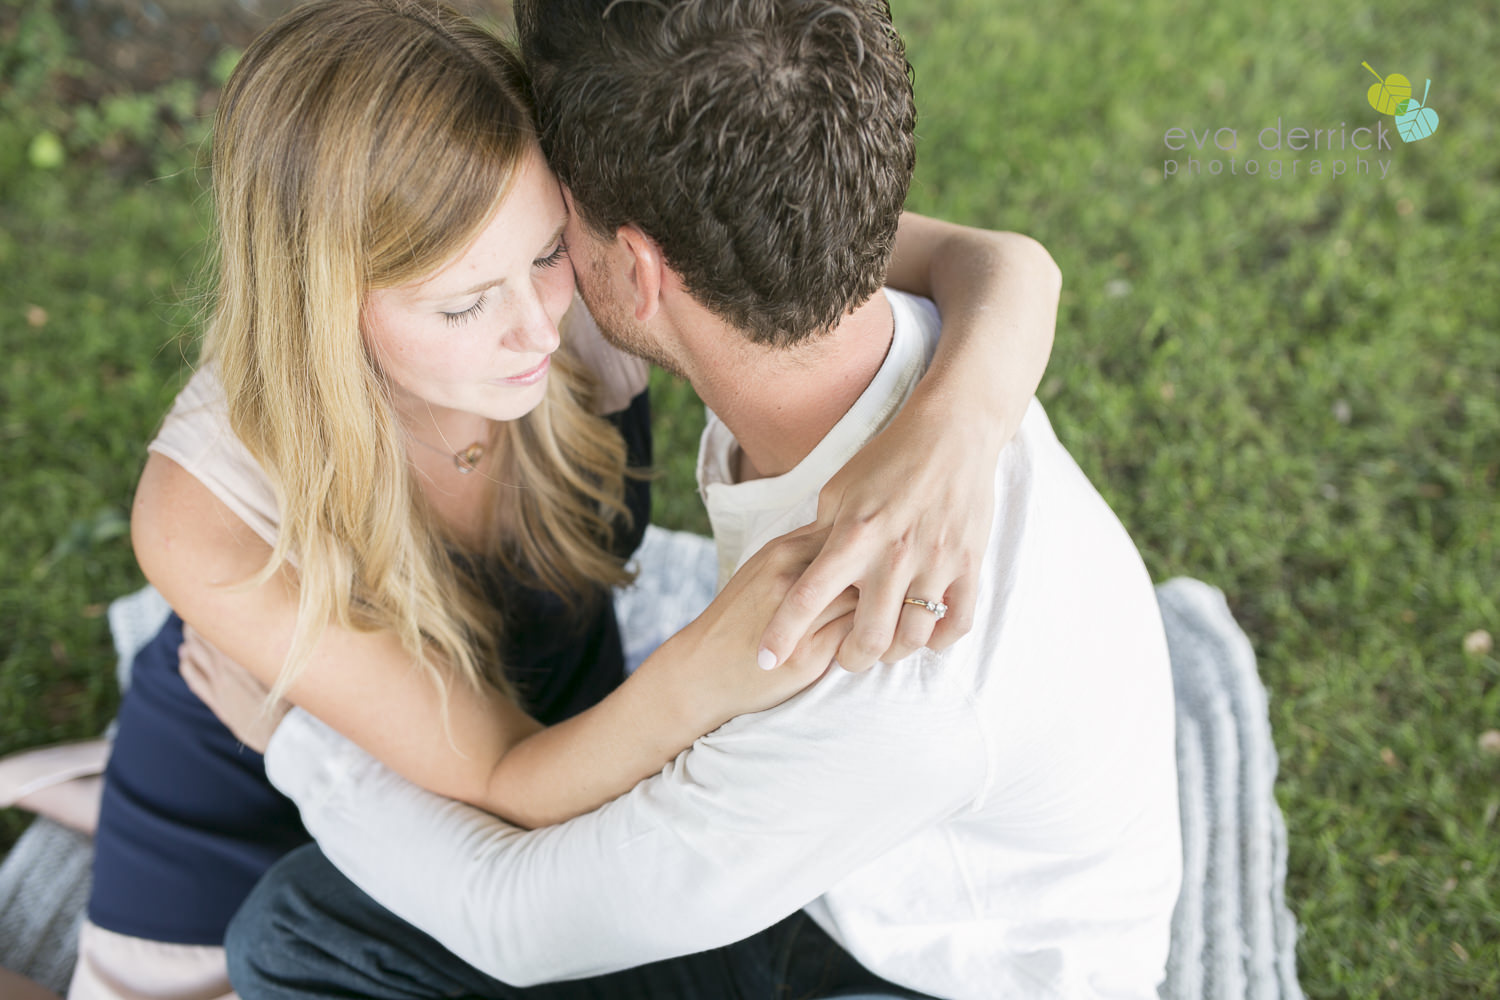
[443,295,487,327]
[535,239,569,270]
[440,240,567,326]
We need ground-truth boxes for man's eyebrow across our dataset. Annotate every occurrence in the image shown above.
[450,218,569,298]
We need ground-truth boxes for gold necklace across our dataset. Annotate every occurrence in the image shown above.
[407,433,487,474]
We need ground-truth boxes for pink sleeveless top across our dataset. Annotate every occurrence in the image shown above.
[147,364,283,551]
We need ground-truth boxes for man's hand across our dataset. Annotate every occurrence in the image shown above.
[755,404,997,672]
[179,623,290,754]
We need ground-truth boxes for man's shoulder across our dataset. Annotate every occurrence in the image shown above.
[968,396,1169,684]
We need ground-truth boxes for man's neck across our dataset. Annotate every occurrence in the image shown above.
[687,292,895,481]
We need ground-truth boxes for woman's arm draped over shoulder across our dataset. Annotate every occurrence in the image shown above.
[757,212,1063,671]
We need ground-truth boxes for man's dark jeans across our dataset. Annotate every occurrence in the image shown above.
[226,843,925,1000]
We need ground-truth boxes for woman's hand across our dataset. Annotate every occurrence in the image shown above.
[179,623,290,754]
[761,412,997,673]
[756,217,1062,672]
[667,526,860,725]
[490,528,856,830]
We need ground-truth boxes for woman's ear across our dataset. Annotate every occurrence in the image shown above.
[616,224,664,322]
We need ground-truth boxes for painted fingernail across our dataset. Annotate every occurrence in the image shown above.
[757,647,778,671]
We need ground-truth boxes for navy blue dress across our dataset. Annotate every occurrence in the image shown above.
[88,393,653,945]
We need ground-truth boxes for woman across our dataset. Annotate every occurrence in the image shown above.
[0,1,1061,996]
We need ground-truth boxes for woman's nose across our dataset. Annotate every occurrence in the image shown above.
[508,295,562,355]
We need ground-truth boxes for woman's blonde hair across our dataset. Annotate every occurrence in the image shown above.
[203,0,633,706]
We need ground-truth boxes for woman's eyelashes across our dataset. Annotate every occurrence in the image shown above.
[443,295,487,327]
[535,239,570,270]
[441,241,568,326]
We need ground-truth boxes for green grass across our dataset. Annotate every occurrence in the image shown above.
[2,0,1497,995]
[0,0,215,843]
[894,1,1498,995]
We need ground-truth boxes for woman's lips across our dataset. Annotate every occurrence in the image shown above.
[494,355,551,386]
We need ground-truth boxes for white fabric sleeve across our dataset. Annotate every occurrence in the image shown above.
[264,672,985,987]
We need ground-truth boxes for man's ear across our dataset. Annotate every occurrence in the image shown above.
[616,224,665,322]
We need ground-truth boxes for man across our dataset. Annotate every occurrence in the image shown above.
[228,1,1181,997]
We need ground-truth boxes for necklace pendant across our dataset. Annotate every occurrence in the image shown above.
[453,442,485,474]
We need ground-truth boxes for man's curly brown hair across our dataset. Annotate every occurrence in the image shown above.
[517,0,917,348]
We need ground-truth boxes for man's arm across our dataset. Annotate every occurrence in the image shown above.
[266,671,985,985]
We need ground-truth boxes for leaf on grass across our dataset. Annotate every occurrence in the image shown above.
[28,131,65,170]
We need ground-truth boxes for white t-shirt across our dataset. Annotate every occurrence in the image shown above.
[266,289,1182,999]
